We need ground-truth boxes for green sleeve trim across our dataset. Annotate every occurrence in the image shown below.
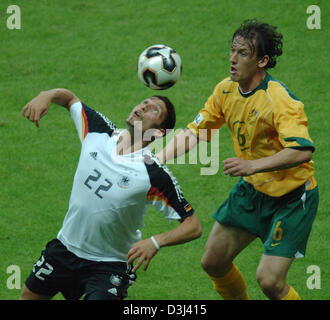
[284,137,315,152]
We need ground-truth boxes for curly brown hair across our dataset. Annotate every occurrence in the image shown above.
[232,19,283,69]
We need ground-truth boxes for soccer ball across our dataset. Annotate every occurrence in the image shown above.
[137,44,182,90]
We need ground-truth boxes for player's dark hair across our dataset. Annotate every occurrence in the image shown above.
[232,19,283,69]
[153,95,176,136]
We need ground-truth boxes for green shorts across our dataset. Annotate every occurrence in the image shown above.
[213,178,319,258]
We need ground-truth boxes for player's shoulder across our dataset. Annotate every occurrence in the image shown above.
[214,76,237,93]
[143,151,175,181]
[144,152,183,193]
[143,151,192,214]
[81,101,117,136]
[144,151,194,218]
[266,74,301,103]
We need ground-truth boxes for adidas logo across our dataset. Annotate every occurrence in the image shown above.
[90,152,98,160]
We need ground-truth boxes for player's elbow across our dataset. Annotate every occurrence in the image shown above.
[190,215,203,240]
[195,223,203,239]
[181,214,202,240]
[289,148,313,165]
[192,223,202,240]
[299,149,313,163]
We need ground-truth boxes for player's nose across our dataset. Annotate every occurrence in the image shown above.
[141,104,150,113]
[230,52,237,64]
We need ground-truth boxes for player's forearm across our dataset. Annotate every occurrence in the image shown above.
[127,214,201,272]
[153,214,202,248]
[22,88,80,127]
[157,128,198,163]
[40,88,79,110]
[251,148,313,174]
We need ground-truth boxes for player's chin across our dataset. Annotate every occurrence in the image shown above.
[126,117,139,126]
[230,74,237,82]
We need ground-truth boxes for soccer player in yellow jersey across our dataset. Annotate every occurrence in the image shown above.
[157,19,318,300]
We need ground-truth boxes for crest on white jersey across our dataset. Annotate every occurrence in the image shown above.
[117,175,132,188]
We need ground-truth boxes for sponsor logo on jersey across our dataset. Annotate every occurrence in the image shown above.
[89,152,98,160]
[270,242,281,247]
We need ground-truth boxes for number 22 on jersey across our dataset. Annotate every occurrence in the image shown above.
[84,169,113,199]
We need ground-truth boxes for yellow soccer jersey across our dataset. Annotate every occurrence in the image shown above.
[188,73,316,197]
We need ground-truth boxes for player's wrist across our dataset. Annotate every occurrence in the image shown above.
[248,159,259,175]
[150,236,160,250]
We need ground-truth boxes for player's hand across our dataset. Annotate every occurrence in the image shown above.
[223,157,254,176]
[127,238,158,272]
[22,92,51,128]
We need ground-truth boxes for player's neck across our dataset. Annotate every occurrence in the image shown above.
[239,69,266,93]
[116,129,148,155]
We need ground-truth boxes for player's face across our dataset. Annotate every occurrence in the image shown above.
[126,97,167,134]
[229,36,260,85]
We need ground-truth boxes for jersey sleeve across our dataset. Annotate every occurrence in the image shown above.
[187,82,226,141]
[70,101,117,142]
[144,154,194,221]
[272,94,315,152]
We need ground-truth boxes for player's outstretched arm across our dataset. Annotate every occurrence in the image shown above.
[127,213,202,272]
[223,148,313,177]
[156,128,198,164]
[22,88,80,127]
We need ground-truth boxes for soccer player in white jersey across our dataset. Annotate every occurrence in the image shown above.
[20,88,202,300]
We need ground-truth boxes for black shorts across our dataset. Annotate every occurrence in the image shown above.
[25,239,136,300]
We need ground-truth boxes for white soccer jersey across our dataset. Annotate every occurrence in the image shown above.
[57,101,194,262]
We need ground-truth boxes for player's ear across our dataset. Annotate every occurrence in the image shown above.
[143,128,165,144]
[258,55,269,68]
[153,128,166,139]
